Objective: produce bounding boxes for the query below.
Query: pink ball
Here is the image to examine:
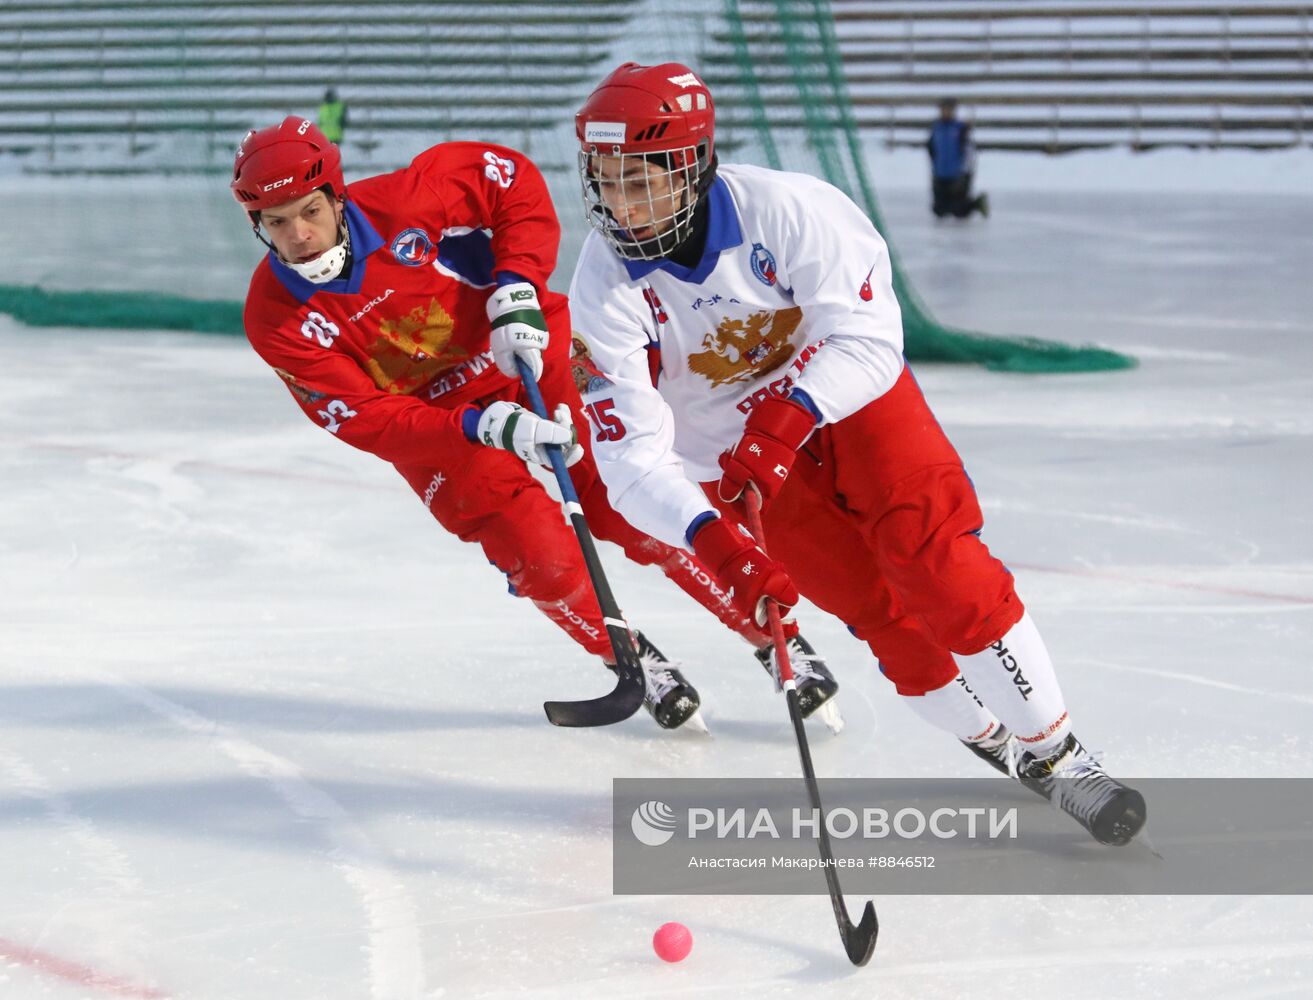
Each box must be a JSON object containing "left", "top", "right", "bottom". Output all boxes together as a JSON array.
[{"left": 653, "top": 921, "right": 693, "bottom": 963}]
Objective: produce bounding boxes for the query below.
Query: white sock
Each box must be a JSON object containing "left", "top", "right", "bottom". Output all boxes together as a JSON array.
[
  {"left": 901, "top": 675, "right": 1002, "bottom": 743},
  {"left": 953, "top": 611, "right": 1071, "bottom": 757}
]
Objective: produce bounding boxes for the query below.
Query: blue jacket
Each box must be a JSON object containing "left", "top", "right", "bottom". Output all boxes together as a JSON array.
[{"left": 928, "top": 119, "right": 971, "bottom": 179}]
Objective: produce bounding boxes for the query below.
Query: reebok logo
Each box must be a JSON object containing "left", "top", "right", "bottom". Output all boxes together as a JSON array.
[
  {"left": 422, "top": 472, "right": 445, "bottom": 509},
  {"left": 991, "top": 640, "right": 1033, "bottom": 701}
]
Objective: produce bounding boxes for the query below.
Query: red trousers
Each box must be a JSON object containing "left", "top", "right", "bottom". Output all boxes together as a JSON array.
[
  {"left": 394, "top": 306, "right": 758, "bottom": 658},
  {"left": 706, "top": 366, "right": 1023, "bottom": 695}
]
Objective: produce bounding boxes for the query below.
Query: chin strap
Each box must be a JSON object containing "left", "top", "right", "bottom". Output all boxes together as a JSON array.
[
  {"left": 285, "top": 222, "right": 352, "bottom": 284},
  {"left": 251, "top": 217, "right": 352, "bottom": 284}
]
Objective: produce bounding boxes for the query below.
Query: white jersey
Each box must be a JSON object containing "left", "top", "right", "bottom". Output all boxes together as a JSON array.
[{"left": 569, "top": 162, "right": 906, "bottom": 550}]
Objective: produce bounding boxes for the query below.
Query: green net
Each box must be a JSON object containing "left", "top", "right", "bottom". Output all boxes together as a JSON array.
[
  {"left": 721, "top": 0, "right": 1135, "bottom": 373},
  {"left": 0, "top": 284, "right": 243, "bottom": 335},
  {"left": 0, "top": 0, "right": 1134, "bottom": 374}
]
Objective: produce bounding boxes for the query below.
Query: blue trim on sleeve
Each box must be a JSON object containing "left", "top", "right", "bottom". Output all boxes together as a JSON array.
[
  {"left": 269, "top": 200, "right": 384, "bottom": 303},
  {"left": 436, "top": 229, "right": 496, "bottom": 288},
  {"left": 620, "top": 178, "right": 742, "bottom": 284},
  {"left": 685, "top": 510, "right": 719, "bottom": 548},
  {"left": 461, "top": 407, "right": 482, "bottom": 442},
  {"left": 787, "top": 387, "right": 823, "bottom": 423},
  {"left": 495, "top": 270, "right": 529, "bottom": 287}
]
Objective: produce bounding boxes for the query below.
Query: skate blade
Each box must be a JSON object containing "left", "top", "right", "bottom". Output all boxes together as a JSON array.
[
  {"left": 681, "top": 710, "right": 711, "bottom": 736},
  {"left": 814, "top": 700, "right": 845, "bottom": 735}
]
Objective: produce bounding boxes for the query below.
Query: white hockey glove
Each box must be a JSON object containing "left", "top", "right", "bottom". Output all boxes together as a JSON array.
[
  {"left": 476, "top": 400, "right": 583, "bottom": 468},
  {"left": 487, "top": 281, "right": 549, "bottom": 381}
]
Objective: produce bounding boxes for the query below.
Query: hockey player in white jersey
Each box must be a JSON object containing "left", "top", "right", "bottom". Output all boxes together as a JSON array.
[{"left": 568, "top": 61, "right": 1146, "bottom": 846}]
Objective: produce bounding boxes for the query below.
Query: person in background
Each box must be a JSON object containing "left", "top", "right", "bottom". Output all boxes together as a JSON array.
[
  {"left": 317, "top": 87, "right": 348, "bottom": 146},
  {"left": 927, "top": 98, "right": 989, "bottom": 219}
]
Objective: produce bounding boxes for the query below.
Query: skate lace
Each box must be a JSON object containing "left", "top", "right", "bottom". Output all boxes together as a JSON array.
[
  {"left": 974, "top": 728, "right": 1022, "bottom": 779},
  {"left": 788, "top": 646, "right": 826, "bottom": 682},
  {"left": 638, "top": 651, "right": 681, "bottom": 702},
  {"left": 762, "top": 639, "right": 825, "bottom": 685},
  {"left": 1000, "top": 736, "right": 1022, "bottom": 780},
  {"left": 1048, "top": 749, "right": 1120, "bottom": 827}
]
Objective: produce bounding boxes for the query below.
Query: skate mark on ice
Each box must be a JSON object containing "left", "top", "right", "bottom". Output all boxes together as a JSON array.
[
  {"left": 0, "top": 936, "right": 169, "bottom": 999},
  {"left": 1010, "top": 562, "right": 1313, "bottom": 607},
  {"left": 0, "top": 747, "right": 147, "bottom": 895},
  {"left": 0, "top": 748, "right": 162, "bottom": 996},
  {"left": 877, "top": 936, "right": 1313, "bottom": 981},
  {"left": 85, "top": 669, "right": 428, "bottom": 1000},
  {"left": 1077, "top": 657, "right": 1313, "bottom": 708},
  {"left": 1, "top": 436, "right": 392, "bottom": 493}
]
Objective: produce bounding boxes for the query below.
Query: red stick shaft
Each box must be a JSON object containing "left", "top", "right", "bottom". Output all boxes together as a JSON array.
[{"left": 742, "top": 488, "right": 795, "bottom": 685}]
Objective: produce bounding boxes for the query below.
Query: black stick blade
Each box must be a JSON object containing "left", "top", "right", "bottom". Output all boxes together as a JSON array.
[
  {"left": 543, "top": 637, "right": 645, "bottom": 727},
  {"left": 843, "top": 901, "right": 879, "bottom": 966}
]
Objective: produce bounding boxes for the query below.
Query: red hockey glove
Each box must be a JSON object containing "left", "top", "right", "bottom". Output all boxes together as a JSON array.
[
  {"left": 691, "top": 516, "right": 799, "bottom": 627},
  {"left": 717, "top": 395, "right": 817, "bottom": 506}
]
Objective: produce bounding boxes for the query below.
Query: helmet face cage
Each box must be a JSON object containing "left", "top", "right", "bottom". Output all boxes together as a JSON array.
[{"left": 579, "top": 139, "right": 709, "bottom": 261}]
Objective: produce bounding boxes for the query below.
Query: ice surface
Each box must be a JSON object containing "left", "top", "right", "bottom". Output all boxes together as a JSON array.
[{"left": 0, "top": 177, "right": 1310, "bottom": 997}]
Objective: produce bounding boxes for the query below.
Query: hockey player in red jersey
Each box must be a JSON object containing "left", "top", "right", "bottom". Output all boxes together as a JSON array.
[
  {"left": 231, "top": 116, "right": 841, "bottom": 731},
  {"left": 569, "top": 63, "right": 1146, "bottom": 843}
]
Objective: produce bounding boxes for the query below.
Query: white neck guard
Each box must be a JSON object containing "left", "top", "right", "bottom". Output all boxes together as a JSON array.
[{"left": 285, "top": 224, "right": 351, "bottom": 284}]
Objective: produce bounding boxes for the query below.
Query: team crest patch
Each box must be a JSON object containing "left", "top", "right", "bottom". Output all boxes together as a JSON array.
[
  {"left": 368, "top": 297, "right": 464, "bottom": 394},
  {"left": 749, "top": 242, "right": 777, "bottom": 287},
  {"left": 687, "top": 307, "right": 801, "bottom": 388},
  {"left": 391, "top": 227, "right": 435, "bottom": 267},
  {"left": 571, "top": 335, "right": 614, "bottom": 394}
]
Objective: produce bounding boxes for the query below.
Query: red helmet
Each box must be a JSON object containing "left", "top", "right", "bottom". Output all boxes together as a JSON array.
[
  {"left": 230, "top": 116, "right": 345, "bottom": 215},
  {"left": 575, "top": 62, "right": 716, "bottom": 260},
  {"left": 575, "top": 61, "right": 715, "bottom": 160}
]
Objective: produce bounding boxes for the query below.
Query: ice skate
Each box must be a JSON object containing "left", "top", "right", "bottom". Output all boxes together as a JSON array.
[
  {"left": 962, "top": 723, "right": 1021, "bottom": 777},
  {"left": 629, "top": 631, "right": 705, "bottom": 732},
  {"left": 1017, "top": 734, "right": 1146, "bottom": 846},
  {"left": 756, "top": 633, "right": 843, "bottom": 733},
  {"left": 961, "top": 723, "right": 1055, "bottom": 801}
]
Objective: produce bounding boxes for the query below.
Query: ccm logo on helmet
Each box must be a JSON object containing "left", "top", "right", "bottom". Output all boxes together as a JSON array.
[
  {"left": 261, "top": 176, "right": 295, "bottom": 192},
  {"left": 667, "top": 73, "right": 701, "bottom": 88},
  {"left": 584, "top": 121, "right": 626, "bottom": 144}
]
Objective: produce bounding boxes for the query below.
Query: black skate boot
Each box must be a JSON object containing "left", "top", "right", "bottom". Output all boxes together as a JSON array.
[
  {"left": 961, "top": 724, "right": 1052, "bottom": 801},
  {"left": 963, "top": 723, "right": 1019, "bottom": 777},
  {"left": 1017, "top": 734, "right": 1147, "bottom": 846},
  {"left": 631, "top": 631, "right": 703, "bottom": 731},
  {"left": 755, "top": 633, "right": 841, "bottom": 726}
]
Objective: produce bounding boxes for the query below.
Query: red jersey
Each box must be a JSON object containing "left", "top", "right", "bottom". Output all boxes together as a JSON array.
[{"left": 242, "top": 142, "right": 568, "bottom": 466}]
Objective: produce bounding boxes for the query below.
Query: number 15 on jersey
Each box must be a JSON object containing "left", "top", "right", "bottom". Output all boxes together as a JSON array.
[{"left": 583, "top": 399, "right": 626, "bottom": 442}]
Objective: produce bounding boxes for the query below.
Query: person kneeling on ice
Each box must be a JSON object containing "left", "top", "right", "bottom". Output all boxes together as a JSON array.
[
  {"left": 568, "top": 62, "right": 1146, "bottom": 845},
  {"left": 230, "top": 117, "right": 843, "bottom": 732}
]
